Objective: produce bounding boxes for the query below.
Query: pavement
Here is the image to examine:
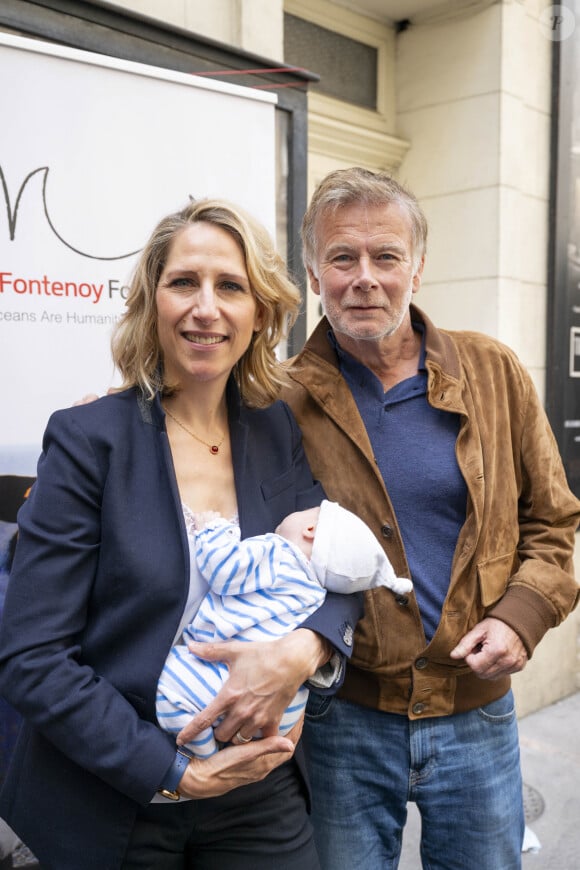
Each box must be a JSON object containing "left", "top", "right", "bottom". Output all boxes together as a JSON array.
[{"left": 399, "top": 691, "right": 580, "bottom": 869}]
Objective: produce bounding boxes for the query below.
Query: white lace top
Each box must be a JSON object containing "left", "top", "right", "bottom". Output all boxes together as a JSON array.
[{"left": 173, "top": 504, "right": 239, "bottom": 644}]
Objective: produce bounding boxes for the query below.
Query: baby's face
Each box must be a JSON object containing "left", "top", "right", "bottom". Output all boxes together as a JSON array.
[{"left": 276, "top": 505, "right": 321, "bottom": 557}]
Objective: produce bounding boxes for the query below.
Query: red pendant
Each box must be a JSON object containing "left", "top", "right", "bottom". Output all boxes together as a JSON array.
[{"left": 210, "top": 445, "right": 219, "bottom": 455}]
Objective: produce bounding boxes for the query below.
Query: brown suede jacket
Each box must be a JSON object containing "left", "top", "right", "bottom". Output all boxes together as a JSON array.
[{"left": 281, "top": 305, "right": 580, "bottom": 718}]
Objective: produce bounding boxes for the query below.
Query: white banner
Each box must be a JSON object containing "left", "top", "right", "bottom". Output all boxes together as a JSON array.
[{"left": 0, "top": 32, "right": 277, "bottom": 476}]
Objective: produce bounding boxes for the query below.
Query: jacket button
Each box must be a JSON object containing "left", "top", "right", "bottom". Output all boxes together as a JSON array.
[
  {"left": 381, "top": 524, "right": 394, "bottom": 538},
  {"left": 415, "top": 657, "right": 428, "bottom": 670},
  {"left": 395, "top": 594, "right": 409, "bottom": 606},
  {"left": 412, "top": 702, "right": 426, "bottom": 715}
]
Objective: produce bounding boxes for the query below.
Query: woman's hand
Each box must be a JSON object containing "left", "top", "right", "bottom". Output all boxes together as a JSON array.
[
  {"left": 176, "top": 629, "right": 331, "bottom": 747},
  {"left": 177, "top": 720, "right": 302, "bottom": 799}
]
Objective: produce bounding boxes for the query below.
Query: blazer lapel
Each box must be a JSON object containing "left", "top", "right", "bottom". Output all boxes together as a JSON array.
[{"left": 226, "top": 378, "right": 250, "bottom": 534}]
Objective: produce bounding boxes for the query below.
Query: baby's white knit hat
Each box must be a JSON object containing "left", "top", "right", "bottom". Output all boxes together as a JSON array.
[{"left": 310, "top": 500, "right": 412, "bottom": 595}]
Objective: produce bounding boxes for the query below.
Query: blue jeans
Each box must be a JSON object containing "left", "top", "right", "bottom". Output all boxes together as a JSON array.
[{"left": 303, "top": 691, "right": 524, "bottom": 870}]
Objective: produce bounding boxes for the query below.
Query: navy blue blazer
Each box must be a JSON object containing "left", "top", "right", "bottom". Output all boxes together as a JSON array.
[{"left": 0, "top": 380, "right": 361, "bottom": 869}]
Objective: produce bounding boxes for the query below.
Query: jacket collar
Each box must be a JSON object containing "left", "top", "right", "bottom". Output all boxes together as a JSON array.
[
  {"left": 291, "top": 304, "right": 465, "bottom": 415},
  {"left": 296, "top": 305, "right": 460, "bottom": 373}
]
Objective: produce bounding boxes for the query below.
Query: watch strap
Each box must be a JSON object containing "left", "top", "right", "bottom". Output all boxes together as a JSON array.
[{"left": 157, "top": 749, "right": 190, "bottom": 800}]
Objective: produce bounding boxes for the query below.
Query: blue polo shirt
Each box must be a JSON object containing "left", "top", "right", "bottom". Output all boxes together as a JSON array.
[{"left": 330, "top": 327, "right": 467, "bottom": 642}]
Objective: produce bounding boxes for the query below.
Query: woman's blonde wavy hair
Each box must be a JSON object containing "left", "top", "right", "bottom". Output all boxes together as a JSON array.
[{"left": 111, "top": 199, "right": 301, "bottom": 407}]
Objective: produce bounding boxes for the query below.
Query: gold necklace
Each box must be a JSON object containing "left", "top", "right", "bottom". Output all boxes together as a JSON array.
[{"left": 163, "top": 406, "right": 225, "bottom": 455}]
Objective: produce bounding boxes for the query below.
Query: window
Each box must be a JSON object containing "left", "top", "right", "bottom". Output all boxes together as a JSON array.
[{"left": 285, "top": 13, "right": 377, "bottom": 111}]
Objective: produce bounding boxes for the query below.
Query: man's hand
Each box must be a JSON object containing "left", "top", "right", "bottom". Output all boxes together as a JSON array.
[
  {"left": 449, "top": 617, "right": 528, "bottom": 680},
  {"left": 73, "top": 388, "right": 116, "bottom": 406},
  {"left": 177, "top": 629, "right": 330, "bottom": 747},
  {"left": 73, "top": 394, "right": 101, "bottom": 406}
]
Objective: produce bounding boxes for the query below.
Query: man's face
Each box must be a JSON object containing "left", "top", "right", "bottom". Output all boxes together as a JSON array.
[{"left": 307, "top": 201, "right": 424, "bottom": 349}]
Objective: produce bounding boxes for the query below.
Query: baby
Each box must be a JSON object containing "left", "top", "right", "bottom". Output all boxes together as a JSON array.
[{"left": 156, "top": 500, "right": 412, "bottom": 757}]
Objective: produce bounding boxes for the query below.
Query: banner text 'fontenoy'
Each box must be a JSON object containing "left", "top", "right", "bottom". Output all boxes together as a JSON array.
[{"left": 0, "top": 273, "right": 130, "bottom": 305}]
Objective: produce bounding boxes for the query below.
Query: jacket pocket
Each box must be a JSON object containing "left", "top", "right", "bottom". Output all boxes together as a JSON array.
[
  {"left": 476, "top": 551, "right": 516, "bottom": 608},
  {"left": 260, "top": 468, "right": 295, "bottom": 502}
]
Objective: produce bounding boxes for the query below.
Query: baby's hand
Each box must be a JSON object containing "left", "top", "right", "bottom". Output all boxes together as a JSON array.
[{"left": 194, "top": 510, "right": 222, "bottom": 530}]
